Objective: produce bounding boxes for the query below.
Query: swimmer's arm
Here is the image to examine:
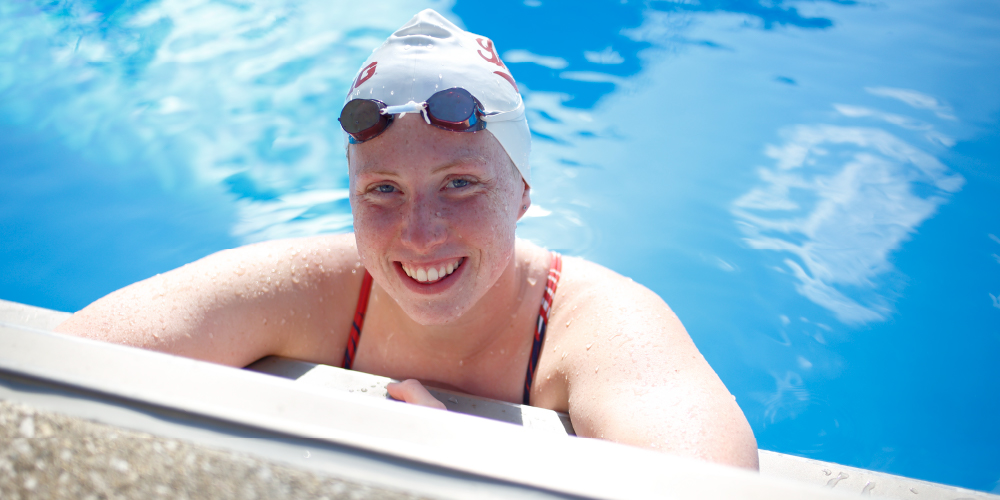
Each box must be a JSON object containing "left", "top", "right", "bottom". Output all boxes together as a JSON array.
[
  {"left": 554, "top": 261, "right": 759, "bottom": 470},
  {"left": 53, "top": 234, "right": 362, "bottom": 367}
]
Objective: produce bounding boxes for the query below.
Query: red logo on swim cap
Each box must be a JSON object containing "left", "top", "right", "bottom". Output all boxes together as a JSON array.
[
  {"left": 476, "top": 38, "right": 507, "bottom": 70},
  {"left": 494, "top": 71, "right": 518, "bottom": 92},
  {"left": 476, "top": 38, "right": 517, "bottom": 92},
  {"left": 349, "top": 62, "right": 378, "bottom": 95}
]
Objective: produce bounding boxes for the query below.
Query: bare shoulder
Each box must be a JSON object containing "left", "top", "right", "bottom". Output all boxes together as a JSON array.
[
  {"left": 535, "top": 256, "right": 759, "bottom": 469},
  {"left": 546, "top": 256, "right": 682, "bottom": 357},
  {"left": 538, "top": 256, "right": 690, "bottom": 399},
  {"left": 55, "top": 233, "right": 366, "bottom": 367}
]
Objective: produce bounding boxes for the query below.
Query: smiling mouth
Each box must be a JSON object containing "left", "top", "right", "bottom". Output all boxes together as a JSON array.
[{"left": 400, "top": 257, "right": 465, "bottom": 284}]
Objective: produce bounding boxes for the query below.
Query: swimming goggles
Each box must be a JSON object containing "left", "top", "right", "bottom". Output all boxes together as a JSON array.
[{"left": 339, "top": 87, "right": 523, "bottom": 144}]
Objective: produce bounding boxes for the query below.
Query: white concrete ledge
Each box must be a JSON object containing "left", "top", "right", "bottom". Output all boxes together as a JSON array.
[{"left": 246, "top": 356, "right": 576, "bottom": 435}]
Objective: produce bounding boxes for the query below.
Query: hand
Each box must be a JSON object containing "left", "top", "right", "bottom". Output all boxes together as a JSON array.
[{"left": 386, "top": 379, "right": 447, "bottom": 410}]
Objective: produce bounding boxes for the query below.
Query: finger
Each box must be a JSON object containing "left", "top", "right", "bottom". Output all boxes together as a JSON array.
[{"left": 387, "top": 379, "right": 447, "bottom": 410}]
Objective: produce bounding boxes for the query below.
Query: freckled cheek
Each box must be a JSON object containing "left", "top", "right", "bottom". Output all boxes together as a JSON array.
[
  {"left": 451, "top": 199, "right": 509, "bottom": 239},
  {"left": 352, "top": 205, "right": 400, "bottom": 261},
  {"left": 452, "top": 201, "right": 516, "bottom": 275}
]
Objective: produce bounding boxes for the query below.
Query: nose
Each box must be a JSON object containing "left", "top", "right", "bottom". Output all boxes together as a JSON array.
[{"left": 399, "top": 192, "right": 447, "bottom": 252}]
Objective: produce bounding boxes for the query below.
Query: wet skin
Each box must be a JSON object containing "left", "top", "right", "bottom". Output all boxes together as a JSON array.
[{"left": 55, "top": 115, "right": 759, "bottom": 469}]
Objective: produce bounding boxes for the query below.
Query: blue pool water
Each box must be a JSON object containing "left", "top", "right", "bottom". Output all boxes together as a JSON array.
[{"left": 2, "top": 0, "right": 999, "bottom": 491}]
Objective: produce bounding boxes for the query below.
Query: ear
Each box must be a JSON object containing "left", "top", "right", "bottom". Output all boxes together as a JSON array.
[{"left": 517, "top": 179, "right": 531, "bottom": 221}]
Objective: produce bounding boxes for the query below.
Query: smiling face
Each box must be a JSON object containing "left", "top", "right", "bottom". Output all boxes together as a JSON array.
[{"left": 349, "top": 114, "right": 530, "bottom": 325}]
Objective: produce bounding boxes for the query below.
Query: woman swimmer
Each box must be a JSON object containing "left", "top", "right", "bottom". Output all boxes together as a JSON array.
[{"left": 54, "top": 9, "right": 759, "bottom": 469}]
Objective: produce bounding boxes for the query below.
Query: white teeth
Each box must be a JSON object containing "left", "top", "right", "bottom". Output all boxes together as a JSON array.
[{"left": 402, "top": 258, "right": 462, "bottom": 283}]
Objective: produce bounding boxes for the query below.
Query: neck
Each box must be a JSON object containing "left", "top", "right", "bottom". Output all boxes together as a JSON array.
[{"left": 378, "top": 243, "right": 541, "bottom": 362}]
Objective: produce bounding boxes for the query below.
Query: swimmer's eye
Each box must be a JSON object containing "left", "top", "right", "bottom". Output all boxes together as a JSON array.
[{"left": 448, "top": 179, "right": 470, "bottom": 189}]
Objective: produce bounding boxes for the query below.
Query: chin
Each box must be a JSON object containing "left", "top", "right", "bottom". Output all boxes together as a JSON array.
[{"left": 401, "top": 304, "right": 471, "bottom": 326}]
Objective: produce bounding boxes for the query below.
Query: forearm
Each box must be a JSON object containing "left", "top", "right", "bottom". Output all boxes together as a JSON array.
[
  {"left": 53, "top": 276, "right": 257, "bottom": 365},
  {"left": 568, "top": 383, "right": 759, "bottom": 470},
  {"left": 52, "top": 252, "right": 289, "bottom": 366}
]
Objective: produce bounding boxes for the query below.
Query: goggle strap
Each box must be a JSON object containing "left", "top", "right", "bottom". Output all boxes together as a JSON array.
[
  {"left": 382, "top": 101, "right": 426, "bottom": 115},
  {"left": 482, "top": 98, "right": 525, "bottom": 123}
]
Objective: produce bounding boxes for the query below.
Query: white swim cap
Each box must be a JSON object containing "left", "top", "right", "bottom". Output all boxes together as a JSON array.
[{"left": 345, "top": 9, "right": 531, "bottom": 185}]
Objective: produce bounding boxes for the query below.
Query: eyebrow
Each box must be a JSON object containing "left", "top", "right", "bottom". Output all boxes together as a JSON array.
[
  {"left": 358, "top": 156, "right": 489, "bottom": 178},
  {"left": 432, "top": 156, "right": 488, "bottom": 174}
]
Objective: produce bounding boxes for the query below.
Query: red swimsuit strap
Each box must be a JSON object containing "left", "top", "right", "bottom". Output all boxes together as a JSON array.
[
  {"left": 523, "top": 251, "right": 563, "bottom": 405},
  {"left": 342, "top": 270, "right": 373, "bottom": 370}
]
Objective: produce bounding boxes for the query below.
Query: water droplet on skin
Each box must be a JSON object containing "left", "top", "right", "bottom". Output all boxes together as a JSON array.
[
  {"left": 822, "top": 469, "right": 832, "bottom": 476},
  {"left": 448, "top": 396, "right": 459, "bottom": 404},
  {"left": 909, "top": 487, "right": 918, "bottom": 494},
  {"left": 565, "top": 319, "right": 572, "bottom": 327},
  {"left": 561, "top": 352, "right": 567, "bottom": 359},
  {"left": 586, "top": 343, "right": 593, "bottom": 350},
  {"left": 352, "top": 269, "right": 356, "bottom": 274},
  {"left": 595, "top": 366, "right": 599, "bottom": 373}
]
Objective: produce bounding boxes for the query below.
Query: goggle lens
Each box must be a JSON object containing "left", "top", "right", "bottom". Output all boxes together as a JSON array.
[
  {"left": 341, "top": 88, "right": 485, "bottom": 143},
  {"left": 426, "top": 88, "right": 477, "bottom": 125},
  {"left": 339, "top": 99, "right": 390, "bottom": 142}
]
